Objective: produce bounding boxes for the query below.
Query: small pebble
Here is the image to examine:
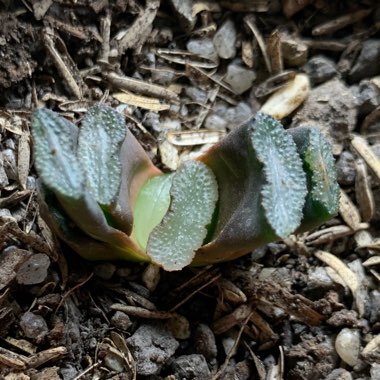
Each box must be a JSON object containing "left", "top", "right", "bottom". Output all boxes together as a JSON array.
[
  {"left": 111, "top": 311, "right": 133, "bottom": 331},
  {"left": 185, "top": 86, "right": 208, "bottom": 103},
  {"left": 16, "top": 253, "right": 50, "bottom": 285},
  {"left": 281, "top": 35, "right": 308, "bottom": 67},
  {"left": 335, "top": 328, "right": 361, "bottom": 367},
  {"left": 187, "top": 38, "right": 218, "bottom": 61},
  {"left": 193, "top": 323, "right": 217, "bottom": 360},
  {"left": 335, "top": 151, "right": 356, "bottom": 186},
  {"left": 171, "top": 354, "right": 211, "bottom": 379},
  {"left": 349, "top": 39, "right": 380, "bottom": 82},
  {"left": 260, "top": 74, "right": 310, "bottom": 119},
  {"left": 168, "top": 0, "right": 195, "bottom": 31},
  {"left": 166, "top": 315, "right": 191, "bottom": 340},
  {"left": 323, "top": 368, "right": 353, "bottom": 380},
  {"left": 2, "top": 148, "right": 17, "bottom": 180},
  {"left": 159, "top": 139, "right": 179, "bottom": 170},
  {"left": 127, "top": 323, "right": 179, "bottom": 376},
  {"left": 20, "top": 311, "right": 49, "bottom": 342},
  {"left": 303, "top": 55, "right": 338, "bottom": 85},
  {"left": 351, "top": 79, "right": 380, "bottom": 116},
  {"left": 213, "top": 19, "right": 237, "bottom": 59},
  {"left": 94, "top": 263, "right": 116, "bottom": 280},
  {"left": 204, "top": 113, "right": 228, "bottom": 130},
  {"left": 224, "top": 62, "right": 257, "bottom": 94}
]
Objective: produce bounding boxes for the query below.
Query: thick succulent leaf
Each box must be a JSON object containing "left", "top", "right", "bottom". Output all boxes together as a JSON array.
[
  {"left": 78, "top": 105, "right": 126, "bottom": 206},
  {"left": 289, "top": 126, "right": 340, "bottom": 230},
  {"left": 111, "top": 126, "right": 162, "bottom": 235},
  {"left": 193, "top": 113, "right": 307, "bottom": 265},
  {"left": 147, "top": 160, "right": 218, "bottom": 271},
  {"left": 38, "top": 182, "right": 149, "bottom": 262},
  {"left": 249, "top": 113, "right": 307, "bottom": 237},
  {"left": 32, "top": 108, "right": 83, "bottom": 199},
  {"left": 132, "top": 173, "right": 173, "bottom": 250}
]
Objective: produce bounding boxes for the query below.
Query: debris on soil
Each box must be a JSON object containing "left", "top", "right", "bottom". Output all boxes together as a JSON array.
[{"left": 1, "top": 0, "right": 380, "bottom": 379}]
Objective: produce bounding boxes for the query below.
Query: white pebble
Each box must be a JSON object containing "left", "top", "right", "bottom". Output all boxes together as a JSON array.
[
  {"left": 335, "top": 328, "right": 361, "bottom": 367},
  {"left": 224, "top": 62, "right": 256, "bottom": 95},
  {"left": 187, "top": 38, "right": 218, "bottom": 61},
  {"left": 213, "top": 19, "right": 237, "bottom": 59},
  {"left": 260, "top": 73, "right": 310, "bottom": 119}
]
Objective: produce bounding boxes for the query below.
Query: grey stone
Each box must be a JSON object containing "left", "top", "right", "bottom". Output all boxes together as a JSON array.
[
  {"left": 171, "top": 354, "right": 211, "bottom": 379},
  {"left": 168, "top": 0, "right": 195, "bottom": 32},
  {"left": 335, "top": 151, "right": 356, "bottom": 186},
  {"left": 349, "top": 40, "right": 380, "bottom": 82},
  {"left": 322, "top": 368, "right": 353, "bottom": 380},
  {"left": 204, "top": 113, "right": 228, "bottom": 130},
  {"left": 111, "top": 311, "right": 132, "bottom": 331},
  {"left": 224, "top": 62, "right": 256, "bottom": 94},
  {"left": 94, "top": 262, "right": 116, "bottom": 280},
  {"left": 187, "top": 38, "right": 218, "bottom": 61},
  {"left": 126, "top": 323, "right": 179, "bottom": 376},
  {"left": 351, "top": 79, "right": 380, "bottom": 116},
  {"left": 303, "top": 55, "right": 337, "bottom": 85},
  {"left": 213, "top": 19, "right": 237, "bottom": 59},
  {"left": 292, "top": 78, "right": 357, "bottom": 142},
  {"left": 16, "top": 253, "right": 50, "bottom": 285},
  {"left": 194, "top": 323, "right": 217, "bottom": 360},
  {"left": 20, "top": 311, "right": 48, "bottom": 342}
]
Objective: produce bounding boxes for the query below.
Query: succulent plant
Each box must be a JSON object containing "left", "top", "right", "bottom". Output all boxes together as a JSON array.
[{"left": 32, "top": 105, "right": 339, "bottom": 271}]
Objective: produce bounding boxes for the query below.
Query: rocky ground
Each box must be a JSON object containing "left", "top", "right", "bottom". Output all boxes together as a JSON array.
[{"left": 1, "top": 0, "right": 380, "bottom": 379}]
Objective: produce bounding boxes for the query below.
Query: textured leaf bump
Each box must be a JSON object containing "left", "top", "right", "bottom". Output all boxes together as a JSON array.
[
  {"left": 289, "top": 126, "right": 340, "bottom": 229},
  {"left": 249, "top": 113, "right": 307, "bottom": 237},
  {"left": 78, "top": 105, "right": 126, "bottom": 205},
  {"left": 32, "top": 108, "right": 83, "bottom": 199},
  {"left": 147, "top": 160, "right": 218, "bottom": 271}
]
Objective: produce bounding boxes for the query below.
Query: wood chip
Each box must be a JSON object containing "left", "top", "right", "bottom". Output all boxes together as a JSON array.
[
  {"left": 362, "top": 256, "right": 380, "bottom": 267},
  {"left": 312, "top": 8, "right": 372, "bottom": 36},
  {"left": 339, "top": 189, "right": 362, "bottom": 231},
  {"left": 104, "top": 71, "right": 179, "bottom": 102},
  {"left": 110, "top": 304, "right": 177, "bottom": 319},
  {"left": 17, "top": 133, "right": 30, "bottom": 190},
  {"left": 26, "top": 347, "right": 67, "bottom": 368},
  {"left": 305, "top": 225, "right": 354, "bottom": 245},
  {"left": 314, "top": 250, "right": 365, "bottom": 316},
  {"left": 355, "top": 158, "right": 375, "bottom": 222},
  {"left": 166, "top": 130, "right": 226, "bottom": 146},
  {"left": 362, "top": 334, "right": 380, "bottom": 357},
  {"left": 116, "top": 0, "right": 160, "bottom": 54},
  {"left": 0, "top": 347, "right": 27, "bottom": 370},
  {"left": 212, "top": 304, "right": 252, "bottom": 334},
  {"left": 112, "top": 91, "right": 170, "bottom": 112},
  {"left": 351, "top": 134, "right": 380, "bottom": 182}
]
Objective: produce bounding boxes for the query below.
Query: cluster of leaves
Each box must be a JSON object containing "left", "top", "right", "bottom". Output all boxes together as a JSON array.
[{"left": 32, "top": 105, "right": 339, "bottom": 271}]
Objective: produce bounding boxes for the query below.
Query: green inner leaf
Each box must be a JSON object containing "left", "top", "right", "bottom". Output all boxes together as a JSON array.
[
  {"left": 132, "top": 173, "right": 173, "bottom": 250},
  {"left": 78, "top": 105, "right": 126, "bottom": 206},
  {"left": 289, "top": 126, "right": 340, "bottom": 230},
  {"left": 147, "top": 160, "right": 218, "bottom": 271},
  {"left": 249, "top": 113, "right": 307, "bottom": 237}
]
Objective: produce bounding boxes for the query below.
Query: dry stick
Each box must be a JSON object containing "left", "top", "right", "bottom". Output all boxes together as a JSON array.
[
  {"left": 170, "top": 273, "right": 221, "bottom": 312},
  {"left": 244, "top": 15, "right": 272, "bottom": 73},
  {"left": 42, "top": 28, "right": 82, "bottom": 99},
  {"left": 104, "top": 71, "right": 179, "bottom": 102},
  {"left": 54, "top": 272, "right": 94, "bottom": 314},
  {"left": 211, "top": 310, "right": 253, "bottom": 380},
  {"left": 73, "top": 361, "right": 102, "bottom": 380}
]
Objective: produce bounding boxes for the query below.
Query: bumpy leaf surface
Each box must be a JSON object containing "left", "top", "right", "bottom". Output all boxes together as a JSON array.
[
  {"left": 249, "top": 113, "right": 307, "bottom": 237},
  {"left": 289, "top": 126, "right": 340, "bottom": 230},
  {"left": 32, "top": 109, "right": 83, "bottom": 199},
  {"left": 147, "top": 160, "right": 218, "bottom": 271},
  {"left": 78, "top": 105, "right": 126, "bottom": 206}
]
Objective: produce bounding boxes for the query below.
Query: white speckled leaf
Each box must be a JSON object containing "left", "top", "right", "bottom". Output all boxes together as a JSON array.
[
  {"left": 147, "top": 160, "right": 218, "bottom": 271},
  {"left": 249, "top": 113, "right": 307, "bottom": 237},
  {"left": 78, "top": 105, "right": 126, "bottom": 206},
  {"left": 289, "top": 126, "right": 340, "bottom": 229},
  {"left": 32, "top": 108, "right": 83, "bottom": 199}
]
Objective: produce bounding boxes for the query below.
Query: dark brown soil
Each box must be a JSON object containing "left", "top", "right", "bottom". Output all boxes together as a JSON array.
[{"left": 1, "top": 1, "right": 380, "bottom": 379}]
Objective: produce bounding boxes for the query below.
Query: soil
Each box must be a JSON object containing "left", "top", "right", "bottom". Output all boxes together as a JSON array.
[{"left": 1, "top": 1, "right": 380, "bottom": 379}]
